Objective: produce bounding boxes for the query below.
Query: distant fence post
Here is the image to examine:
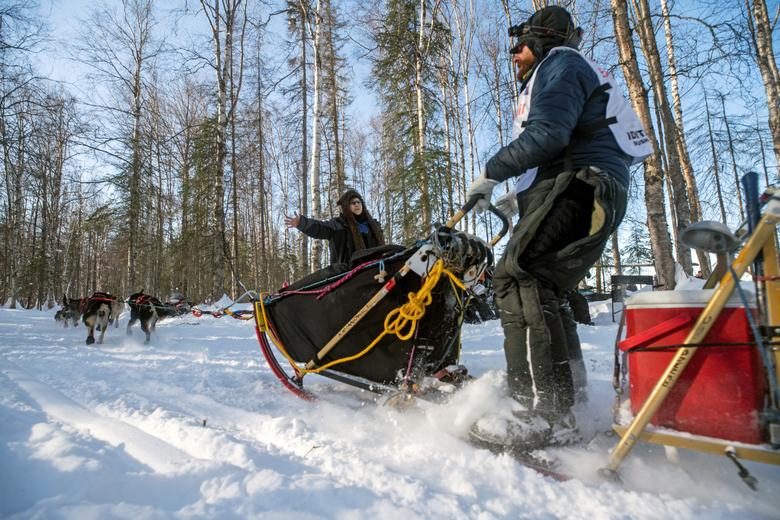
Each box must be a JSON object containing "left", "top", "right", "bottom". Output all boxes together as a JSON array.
[{"left": 610, "top": 274, "right": 656, "bottom": 322}]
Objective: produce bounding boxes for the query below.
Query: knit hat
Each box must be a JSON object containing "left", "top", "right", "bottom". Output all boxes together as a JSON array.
[{"left": 510, "top": 6, "right": 582, "bottom": 59}]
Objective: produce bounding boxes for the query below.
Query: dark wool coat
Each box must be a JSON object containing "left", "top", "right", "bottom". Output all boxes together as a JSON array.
[{"left": 296, "top": 190, "right": 384, "bottom": 265}]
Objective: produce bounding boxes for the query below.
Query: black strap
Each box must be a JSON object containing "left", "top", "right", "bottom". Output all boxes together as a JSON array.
[
  {"left": 577, "top": 116, "right": 617, "bottom": 135},
  {"left": 575, "top": 83, "right": 616, "bottom": 137},
  {"left": 588, "top": 82, "right": 611, "bottom": 101}
]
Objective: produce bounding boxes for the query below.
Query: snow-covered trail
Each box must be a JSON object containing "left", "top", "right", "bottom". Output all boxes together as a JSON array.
[{"left": 1, "top": 304, "right": 778, "bottom": 519}]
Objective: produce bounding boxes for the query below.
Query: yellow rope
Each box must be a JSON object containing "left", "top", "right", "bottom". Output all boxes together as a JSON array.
[{"left": 257, "top": 260, "right": 465, "bottom": 377}]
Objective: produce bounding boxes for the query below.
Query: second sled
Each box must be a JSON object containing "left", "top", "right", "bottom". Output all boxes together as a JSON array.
[{"left": 254, "top": 196, "right": 508, "bottom": 401}]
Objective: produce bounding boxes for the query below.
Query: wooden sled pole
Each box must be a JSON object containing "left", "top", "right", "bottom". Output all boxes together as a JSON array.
[{"left": 304, "top": 264, "right": 412, "bottom": 371}]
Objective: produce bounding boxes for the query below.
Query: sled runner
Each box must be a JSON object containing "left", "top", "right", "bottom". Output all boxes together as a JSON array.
[
  {"left": 468, "top": 433, "right": 573, "bottom": 481},
  {"left": 254, "top": 197, "right": 508, "bottom": 400},
  {"left": 604, "top": 176, "right": 780, "bottom": 490}
]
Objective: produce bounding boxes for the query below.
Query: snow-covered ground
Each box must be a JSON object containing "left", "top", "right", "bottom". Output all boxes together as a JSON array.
[{"left": 1, "top": 300, "right": 778, "bottom": 519}]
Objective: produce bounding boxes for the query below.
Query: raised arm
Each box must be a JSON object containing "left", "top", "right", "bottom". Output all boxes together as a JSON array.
[{"left": 289, "top": 214, "right": 343, "bottom": 240}]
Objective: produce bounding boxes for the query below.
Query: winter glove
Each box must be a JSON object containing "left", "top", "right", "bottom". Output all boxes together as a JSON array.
[
  {"left": 466, "top": 171, "right": 499, "bottom": 212},
  {"left": 494, "top": 190, "right": 519, "bottom": 218}
]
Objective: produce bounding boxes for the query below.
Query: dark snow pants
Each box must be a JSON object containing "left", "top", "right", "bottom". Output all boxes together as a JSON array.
[{"left": 494, "top": 167, "right": 626, "bottom": 418}]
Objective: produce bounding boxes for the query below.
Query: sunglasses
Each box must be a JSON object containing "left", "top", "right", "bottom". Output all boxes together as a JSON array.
[{"left": 350, "top": 200, "right": 363, "bottom": 206}]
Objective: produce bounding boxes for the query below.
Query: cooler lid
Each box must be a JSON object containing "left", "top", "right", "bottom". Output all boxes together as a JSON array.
[{"left": 625, "top": 289, "right": 755, "bottom": 309}]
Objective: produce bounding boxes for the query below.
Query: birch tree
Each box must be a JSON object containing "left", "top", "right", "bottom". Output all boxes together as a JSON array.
[
  {"left": 302, "top": 0, "right": 323, "bottom": 270},
  {"left": 746, "top": 0, "right": 780, "bottom": 168},
  {"left": 631, "top": 0, "right": 693, "bottom": 276},
  {"left": 287, "top": 0, "right": 310, "bottom": 274},
  {"left": 74, "top": 0, "right": 160, "bottom": 293},
  {"left": 660, "top": 0, "right": 710, "bottom": 276},
  {"left": 199, "top": 0, "right": 246, "bottom": 298},
  {"left": 611, "top": 0, "right": 676, "bottom": 289},
  {"left": 703, "top": 90, "right": 729, "bottom": 225}
]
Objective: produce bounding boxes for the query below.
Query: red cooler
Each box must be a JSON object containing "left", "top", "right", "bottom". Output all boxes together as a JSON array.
[{"left": 620, "top": 290, "right": 766, "bottom": 444}]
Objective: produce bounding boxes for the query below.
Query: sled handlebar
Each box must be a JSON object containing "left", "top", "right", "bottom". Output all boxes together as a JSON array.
[
  {"left": 444, "top": 195, "right": 511, "bottom": 247},
  {"left": 487, "top": 203, "right": 510, "bottom": 247}
]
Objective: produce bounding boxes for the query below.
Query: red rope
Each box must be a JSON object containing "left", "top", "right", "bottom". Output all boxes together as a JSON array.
[{"left": 279, "top": 259, "right": 380, "bottom": 300}]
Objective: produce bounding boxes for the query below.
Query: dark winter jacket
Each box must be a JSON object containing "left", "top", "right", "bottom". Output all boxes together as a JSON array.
[
  {"left": 485, "top": 49, "right": 632, "bottom": 190},
  {"left": 297, "top": 213, "right": 383, "bottom": 265}
]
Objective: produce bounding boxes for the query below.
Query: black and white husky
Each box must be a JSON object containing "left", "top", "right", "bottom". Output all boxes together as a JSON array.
[
  {"left": 55, "top": 295, "right": 83, "bottom": 328},
  {"left": 83, "top": 292, "right": 120, "bottom": 345},
  {"left": 127, "top": 291, "right": 176, "bottom": 344}
]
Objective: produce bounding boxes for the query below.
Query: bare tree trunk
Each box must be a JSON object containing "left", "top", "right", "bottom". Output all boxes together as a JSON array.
[
  {"left": 756, "top": 119, "right": 771, "bottom": 187},
  {"left": 653, "top": 101, "right": 680, "bottom": 262},
  {"left": 28, "top": 198, "right": 39, "bottom": 307},
  {"left": 0, "top": 91, "right": 18, "bottom": 308},
  {"left": 612, "top": 0, "right": 676, "bottom": 289},
  {"left": 323, "top": 0, "right": 344, "bottom": 195},
  {"left": 127, "top": 50, "right": 143, "bottom": 291},
  {"left": 192, "top": 2, "right": 235, "bottom": 296},
  {"left": 704, "top": 92, "right": 728, "bottom": 225},
  {"left": 50, "top": 100, "right": 69, "bottom": 306},
  {"left": 747, "top": 0, "right": 780, "bottom": 168},
  {"left": 305, "top": 0, "right": 323, "bottom": 270},
  {"left": 489, "top": 37, "right": 505, "bottom": 149},
  {"left": 230, "top": 2, "right": 247, "bottom": 297},
  {"left": 660, "top": 0, "right": 710, "bottom": 276},
  {"left": 612, "top": 232, "right": 622, "bottom": 275},
  {"left": 454, "top": 1, "right": 477, "bottom": 228},
  {"left": 230, "top": 96, "right": 239, "bottom": 297},
  {"left": 415, "top": 0, "right": 431, "bottom": 230},
  {"left": 499, "top": 0, "right": 518, "bottom": 102},
  {"left": 438, "top": 64, "right": 454, "bottom": 214},
  {"left": 447, "top": 34, "right": 468, "bottom": 232},
  {"left": 595, "top": 262, "right": 603, "bottom": 294},
  {"left": 200, "top": 0, "right": 246, "bottom": 298},
  {"left": 120, "top": 0, "right": 155, "bottom": 293},
  {"left": 255, "top": 41, "right": 269, "bottom": 290},
  {"left": 720, "top": 93, "right": 745, "bottom": 221},
  {"left": 213, "top": 7, "right": 228, "bottom": 299},
  {"left": 299, "top": 1, "right": 310, "bottom": 275},
  {"left": 154, "top": 134, "right": 164, "bottom": 296},
  {"left": 9, "top": 110, "right": 25, "bottom": 307},
  {"left": 632, "top": 0, "right": 692, "bottom": 275}
]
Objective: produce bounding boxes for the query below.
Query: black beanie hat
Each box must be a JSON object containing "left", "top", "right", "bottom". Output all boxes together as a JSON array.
[{"left": 517, "top": 6, "right": 581, "bottom": 59}]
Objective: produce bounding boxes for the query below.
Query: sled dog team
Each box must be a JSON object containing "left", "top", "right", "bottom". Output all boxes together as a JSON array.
[{"left": 55, "top": 291, "right": 190, "bottom": 345}]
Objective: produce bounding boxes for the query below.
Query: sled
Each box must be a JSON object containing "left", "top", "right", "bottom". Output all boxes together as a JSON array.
[
  {"left": 604, "top": 178, "right": 780, "bottom": 490},
  {"left": 254, "top": 196, "right": 508, "bottom": 401}
]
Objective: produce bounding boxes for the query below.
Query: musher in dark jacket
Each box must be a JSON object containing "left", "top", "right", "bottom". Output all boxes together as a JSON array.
[
  {"left": 285, "top": 189, "right": 385, "bottom": 266},
  {"left": 468, "top": 6, "right": 651, "bottom": 448}
]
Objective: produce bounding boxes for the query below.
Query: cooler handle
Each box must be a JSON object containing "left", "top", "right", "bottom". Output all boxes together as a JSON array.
[{"left": 618, "top": 315, "right": 693, "bottom": 352}]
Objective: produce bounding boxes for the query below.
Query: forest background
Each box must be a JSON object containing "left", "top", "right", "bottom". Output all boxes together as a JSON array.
[{"left": 1, "top": 0, "right": 778, "bottom": 307}]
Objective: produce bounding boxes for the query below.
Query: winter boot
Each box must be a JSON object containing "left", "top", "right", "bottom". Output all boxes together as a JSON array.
[
  {"left": 547, "top": 411, "right": 582, "bottom": 447},
  {"left": 470, "top": 410, "right": 552, "bottom": 450}
]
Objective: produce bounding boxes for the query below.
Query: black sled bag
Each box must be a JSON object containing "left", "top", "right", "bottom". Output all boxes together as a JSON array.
[{"left": 264, "top": 245, "right": 463, "bottom": 384}]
